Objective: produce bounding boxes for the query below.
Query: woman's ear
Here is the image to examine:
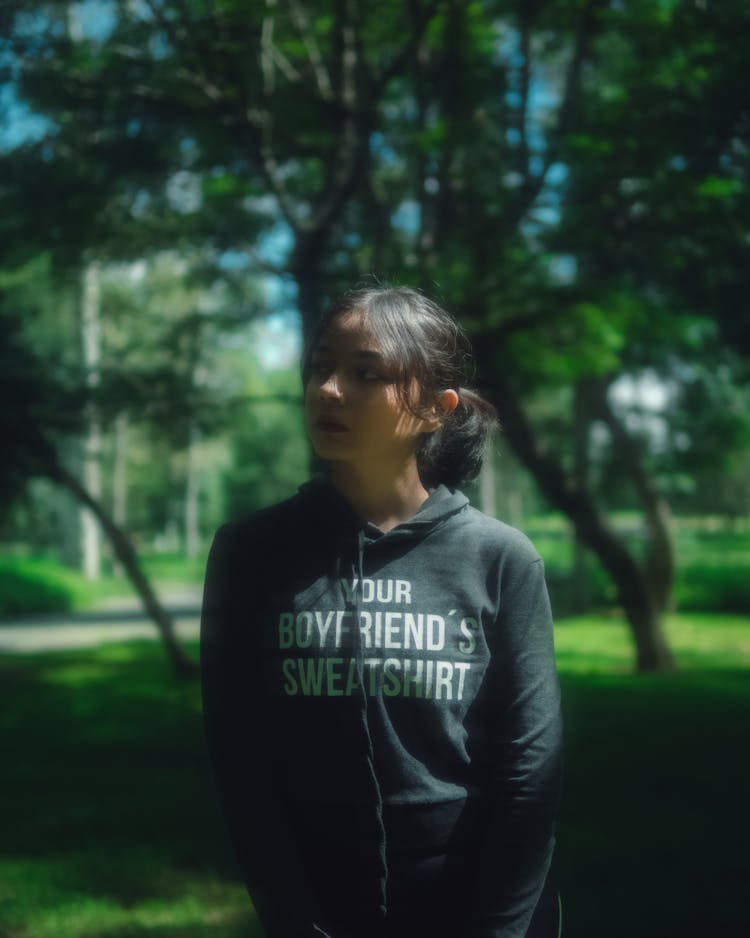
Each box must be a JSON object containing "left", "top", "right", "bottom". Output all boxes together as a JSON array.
[
  {"left": 438, "top": 389, "right": 459, "bottom": 416},
  {"left": 422, "top": 389, "right": 459, "bottom": 432}
]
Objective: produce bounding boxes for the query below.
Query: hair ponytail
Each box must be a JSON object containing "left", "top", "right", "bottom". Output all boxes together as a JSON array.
[{"left": 417, "top": 387, "right": 497, "bottom": 488}]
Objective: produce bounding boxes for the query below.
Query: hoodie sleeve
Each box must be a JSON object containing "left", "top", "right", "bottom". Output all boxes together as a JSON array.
[
  {"left": 200, "top": 524, "right": 332, "bottom": 938},
  {"left": 466, "top": 555, "right": 563, "bottom": 938}
]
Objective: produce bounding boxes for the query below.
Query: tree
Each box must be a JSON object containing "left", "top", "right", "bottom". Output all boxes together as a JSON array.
[
  {"left": 0, "top": 290, "right": 197, "bottom": 675},
  {"left": 4, "top": 0, "right": 749, "bottom": 671},
  {"left": 344, "top": 0, "right": 683, "bottom": 669}
]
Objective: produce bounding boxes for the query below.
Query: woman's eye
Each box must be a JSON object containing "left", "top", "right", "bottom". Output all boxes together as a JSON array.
[
  {"left": 355, "top": 368, "right": 385, "bottom": 382},
  {"left": 310, "top": 361, "right": 332, "bottom": 378}
]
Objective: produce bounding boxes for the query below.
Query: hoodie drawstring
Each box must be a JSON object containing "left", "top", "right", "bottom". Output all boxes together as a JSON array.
[{"left": 349, "top": 529, "right": 388, "bottom": 918}]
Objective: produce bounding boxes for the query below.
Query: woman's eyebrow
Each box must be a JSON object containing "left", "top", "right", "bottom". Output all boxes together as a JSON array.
[{"left": 314, "top": 345, "right": 385, "bottom": 360}]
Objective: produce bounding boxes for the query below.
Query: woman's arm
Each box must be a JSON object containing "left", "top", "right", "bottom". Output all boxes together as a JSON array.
[
  {"left": 467, "top": 556, "right": 564, "bottom": 938},
  {"left": 201, "top": 524, "right": 331, "bottom": 938}
]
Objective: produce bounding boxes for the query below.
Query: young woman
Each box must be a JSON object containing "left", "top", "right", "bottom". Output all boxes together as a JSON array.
[{"left": 201, "top": 286, "right": 563, "bottom": 938}]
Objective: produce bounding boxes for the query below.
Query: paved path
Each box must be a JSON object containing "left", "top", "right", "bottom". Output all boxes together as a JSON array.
[{"left": 0, "top": 585, "right": 203, "bottom": 653}]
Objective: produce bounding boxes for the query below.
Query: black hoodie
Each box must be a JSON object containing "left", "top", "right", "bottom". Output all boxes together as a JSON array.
[{"left": 201, "top": 478, "right": 563, "bottom": 938}]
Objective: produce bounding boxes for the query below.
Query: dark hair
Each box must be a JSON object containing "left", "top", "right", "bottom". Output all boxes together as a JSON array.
[{"left": 302, "top": 286, "right": 497, "bottom": 488}]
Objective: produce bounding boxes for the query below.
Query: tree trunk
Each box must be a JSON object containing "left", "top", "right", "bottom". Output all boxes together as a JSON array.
[
  {"left": 492, "top": 375, "right": 675, "bottom": 672},
  {"left": 291, "top": 233, "right": 333, "bottom": 477},
  {"left": 112, "top": 412, "right": 129, "bottom": 528},
  {"left": 184, "top": 421, "right": 201, "bottom": 560},
  {"left": 645, "top": 497, "right": 675, "bottom": 613},
  {"left": 291, "top": 236, "right": 329, "bottom": 339},
  {"left": 592, "top": 379, "right": 676, "bottom": 613},
  {"left": 80, "top": 259, "right": 102, "bottom": 580},
  {"left": 56, "top": 437, "right": 83, "bottom": 568},
  {"left": 46, "top": 451, "right": 197, "bottom": 678},
  {"left": 571, "top": 380, "right": 592, "bottom": 613}
]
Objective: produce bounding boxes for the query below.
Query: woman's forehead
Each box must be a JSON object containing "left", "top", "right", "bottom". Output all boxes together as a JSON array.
[{"left": 316, "top": 311, "right": 385, "bottom": 355}]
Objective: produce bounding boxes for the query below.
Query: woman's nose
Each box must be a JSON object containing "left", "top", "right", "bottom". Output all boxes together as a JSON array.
[{"left": 320, "top": 372, "right": 343, "bottom": 400}]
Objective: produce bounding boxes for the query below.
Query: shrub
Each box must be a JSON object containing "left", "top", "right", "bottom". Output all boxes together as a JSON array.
[
  {"left": 0, "top": 558, "right": 85, "bottom": 618},
  {"left": 674, "top": 564, "right": 750, "bottom": 613}
]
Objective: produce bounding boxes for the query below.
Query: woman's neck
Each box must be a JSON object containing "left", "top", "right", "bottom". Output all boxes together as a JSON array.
[{"left": 330, "top": 458, "right": 429, "bottom": 533}]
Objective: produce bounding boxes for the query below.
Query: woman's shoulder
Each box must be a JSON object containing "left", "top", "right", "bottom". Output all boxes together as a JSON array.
[
  {"left": 212, "top": 492, "right": 310, "bottom": 545},
  {"left": 457, "top": 502, "right": 542, "bottom": 564},
  {"left": 209, "top": 478, "right": 344, "bottom": 557}
]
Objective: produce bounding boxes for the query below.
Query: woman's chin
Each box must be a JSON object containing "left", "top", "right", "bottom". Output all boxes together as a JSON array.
[{"left": 309, "top": 436, "right": 353, "bottom": 460}]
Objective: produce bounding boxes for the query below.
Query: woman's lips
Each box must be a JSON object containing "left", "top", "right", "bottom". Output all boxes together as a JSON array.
[{"left": 315, "top": 417, "right": 349, "bottom": 433}]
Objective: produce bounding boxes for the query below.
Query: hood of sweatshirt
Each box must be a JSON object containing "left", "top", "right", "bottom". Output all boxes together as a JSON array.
[{"left": 295, "top": 473, "right": 470, "bottom": 535}]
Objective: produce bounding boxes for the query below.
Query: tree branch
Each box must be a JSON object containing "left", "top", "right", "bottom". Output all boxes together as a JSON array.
[
  {"left": 373, "top": 0, "right": 443, "bottom": 94},
  {"left": 300, "top": 0, "right": 443, "bottom": 238},
  {"left": 518, "top": 8, "right": 532, "bottom": 182},
  {"left": 296, "top": 0, "right": 362, "bottom": 234},
  {"left": 261, "top": 0, "right": 276, "bottom": 94},
  {"left": 285, "top": 0, "right": 334, "bottom": 101},
  {"left": 507, "top": 0, "right": 605, "bottom": 227},
  {"left": 22, "top": 426, "right": 198, "bottom": 677},
  {"left": 255, "top": 0, "right": 307, "bottom": 231},
  {"left": 485, "top": 372, "right": 675, "bottom": 671}
]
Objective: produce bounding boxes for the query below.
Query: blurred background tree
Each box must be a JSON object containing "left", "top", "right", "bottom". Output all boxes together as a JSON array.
[{"left": 1, "top": 0, "right": 748, "bottom": 673}]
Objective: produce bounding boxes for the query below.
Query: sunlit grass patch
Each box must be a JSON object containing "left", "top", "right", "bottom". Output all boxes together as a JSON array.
[
  {"left": 554, "top": 610, "right": 750, "bottom": 673},
  {"left": 664, "top": 612, "right": 750, "bottom": 669},
  {"left": 554, "top": 612, "right": 636, "bottom": 673},
  {"left": 0, "top": 858, "right": 255, "bottom": 937}
]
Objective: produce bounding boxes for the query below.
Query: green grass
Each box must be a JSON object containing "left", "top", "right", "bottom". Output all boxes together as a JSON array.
[
  {"left": 0, "top": 616, "right": 748, "bottom": 937},
  {"left": 554, "top": 615, "right": 750, "bottom": 936}
]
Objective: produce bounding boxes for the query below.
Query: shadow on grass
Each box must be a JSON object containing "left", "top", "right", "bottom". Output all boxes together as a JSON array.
[
  {"left": 0, "top": 642, "right": 263, "bottom": 938},
  {"left": 1, "top": 639, "right": 748, "bottom": 937},
  {"left": 557, "top": 669, "right": 750, "bottom": 938}
]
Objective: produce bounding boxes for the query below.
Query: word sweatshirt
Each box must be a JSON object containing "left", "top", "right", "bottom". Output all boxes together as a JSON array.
[{"left": 200, "top": 478, "right": 563, "bottom": 938}]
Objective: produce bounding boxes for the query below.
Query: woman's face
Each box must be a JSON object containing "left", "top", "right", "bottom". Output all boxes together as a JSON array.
[{"left": 304, "top": 313, "right": 433, "bottom": 467}]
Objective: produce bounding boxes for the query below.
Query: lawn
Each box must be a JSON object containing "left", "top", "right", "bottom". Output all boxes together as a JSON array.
[
  {"left": 554, "top": 614, "right": 750, "bottom": 937},
  {"left": 0, "top": 614, "right": 748, "bottom": 937}
]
